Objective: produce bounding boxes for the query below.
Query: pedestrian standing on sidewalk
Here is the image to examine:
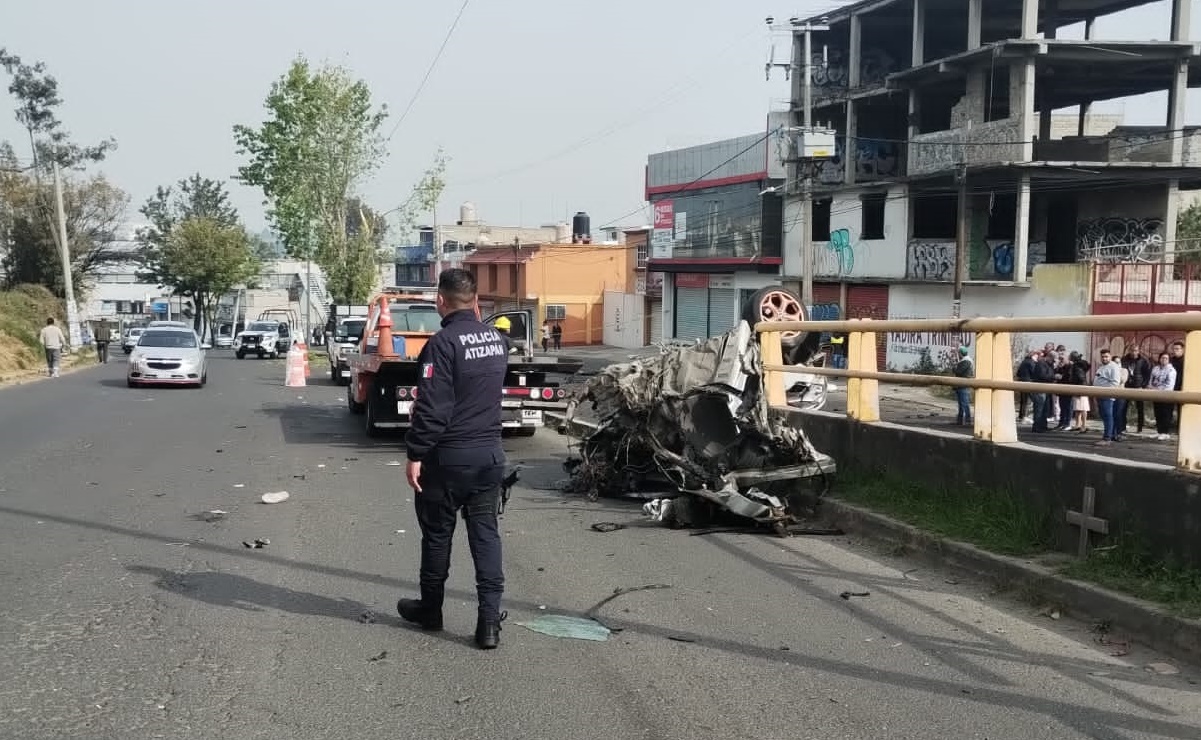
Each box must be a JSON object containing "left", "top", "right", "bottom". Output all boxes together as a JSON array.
[
  {"left": 1045, "top": 351, "right": 1061, "bottom": 424},
  {"left": 1150, "top": 351, "right": 1177, "bottom": 441},
  {"left": 1055, "top": 352, "right": 1074, "bottom": 430},
  {"left": 952, "top": 346, "right": 974, "bottom": 426},
  {"left": 39, "top": 317, "right": 67, "bottom": 378},
  {"left": 1068, "top": 351, "right": 1091, "bottom": 432},
  {"left": 541, "top": 321, "right": 551, "bottom": 352},
  {"left": 400, "top": 268, "right": 509, "bottom": 650},
  {"left": 1120, "top": 346, "right": 1151, "bottom": 435},
  {"left": 552, "top": 322, "right": 562, "bottom": 351},
  {"left": 1016, "top": 349, "right": 1038, "bottom": 423},
  {"left": 1030, "top": 351, "right": 1056, "bottom": 432},
  {"left": 1170, "top": 340, "right": 1185, "bottom": 432},
  {"left": 93, "top": 322, "right": 112, "bottom": 364},
  {"left": 1093, "top": 349, "right": 1122, "bottom": 446}
]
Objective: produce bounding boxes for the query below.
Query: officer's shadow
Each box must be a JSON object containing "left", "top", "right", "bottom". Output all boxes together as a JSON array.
[{"left": 127, "top": 565, "right": 475, "bottom": 647}]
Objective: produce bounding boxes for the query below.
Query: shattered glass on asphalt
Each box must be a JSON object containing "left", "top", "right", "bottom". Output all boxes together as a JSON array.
[{"left": 565, "top": 322, "right": 834, "bottom": 527}]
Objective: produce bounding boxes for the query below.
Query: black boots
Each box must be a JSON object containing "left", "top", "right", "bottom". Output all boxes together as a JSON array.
[
  {"left": 474, "top": 611, "right": 506, "bottom": 650},
  {"left": 396, "top": 599, "right": 443, "bottom": 631}
]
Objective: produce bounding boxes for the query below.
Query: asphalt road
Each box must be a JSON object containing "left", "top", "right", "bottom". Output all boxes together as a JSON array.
[{"left": 2, "top": 353, "right": 1199, "bottom": 740}]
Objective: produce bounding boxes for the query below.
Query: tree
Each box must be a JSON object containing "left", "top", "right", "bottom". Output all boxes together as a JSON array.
[
  {"left": 393, "top": 149, "right": 448, "bottom": 240},
  {"left": 0, "top": 172, "right": 127, "bottom": 295},
  {"left": 152, "top": 218, "right": 261, "bottom": 341},
  {"left": 233, "top": 56, "right": 388, "bottom": 303},
  {"left": 0, "top": 48, "right": 115, "bottom": 170},
  {"left": 1177, "top": 202, "right": 1201, "bottom": 264},
  {"left": 137, "top": 175, "right": 255, "bottom": 334}
]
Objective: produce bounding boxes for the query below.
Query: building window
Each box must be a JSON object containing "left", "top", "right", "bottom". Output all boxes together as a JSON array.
[
  {"left": 509, "top": 264, "right": 518, "bottom": 292},
  {"left": 812, "top": 198, "right": 832, "bottom": 242},
  {"left": 488, "top": 264, "right": 498, "bottom": 291},
  {"left": 861, "top": 193, "right": 887, "bottom": 240},
  {"left": 636, "top": 240, "right": 648, "bottom": 269},
  {"left": 545, "top": 304, "right": 567, "bottom": 321}
]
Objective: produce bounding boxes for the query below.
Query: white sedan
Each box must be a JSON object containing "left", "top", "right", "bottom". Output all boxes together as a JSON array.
[{"left": 127, "top": 327, "right": 210, "bottom": 388}]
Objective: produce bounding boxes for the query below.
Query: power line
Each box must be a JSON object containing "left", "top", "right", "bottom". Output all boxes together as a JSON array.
[{"left": 384, "top": 0, "right": 471, "bottom": 145}]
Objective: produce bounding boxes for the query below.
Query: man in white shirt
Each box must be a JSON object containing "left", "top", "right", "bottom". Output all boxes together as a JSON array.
[
  {"left": 1093, "top": 349, "right": 1122, "bottom": 445},
  {"left": 39, "top": 317, "right": 67, "bottom": 378}
]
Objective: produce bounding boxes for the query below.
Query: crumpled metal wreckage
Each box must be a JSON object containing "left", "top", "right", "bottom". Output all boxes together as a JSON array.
[{"left": 565, "top": 321, "right": 836, "bottom": 533}]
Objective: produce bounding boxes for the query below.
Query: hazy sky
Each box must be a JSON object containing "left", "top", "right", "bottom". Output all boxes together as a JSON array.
[{"left": 0, "top": 0, "right": 1194, "bottom": 241}]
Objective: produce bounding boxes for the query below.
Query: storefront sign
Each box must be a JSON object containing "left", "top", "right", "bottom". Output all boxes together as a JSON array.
[
  {"left": 635, "top": 273, "right": 647, "bottom": 295},
  {"left": 646, "top": 271, "right": 664, "bottom": 298},
  {"left": 651, "top": 229, "right": 673, "bottom": 259},
  {"left": 653, "top": 200, "right": 674, "bottom": 230},
  {"left": 674, "top": 273, "right": 710, "bottom": 289},
  {"left": 708, "top": 274, "right": 734, "bottom": 290},
  {"left": 674, "top": 211, "right": 687, "bottom": 241}
]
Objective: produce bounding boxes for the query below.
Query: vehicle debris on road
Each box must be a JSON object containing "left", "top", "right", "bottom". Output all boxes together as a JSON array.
[
  {"left": 260, "top": 491, "right": 289, "bottom": 504},
  {"left": 563, "top": 321, "right": 835, "bottom": 534}
]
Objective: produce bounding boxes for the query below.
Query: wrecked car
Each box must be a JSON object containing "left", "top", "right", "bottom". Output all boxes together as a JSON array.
[{"left": 565, "top": 319, "right": 835, "bottom": 535}]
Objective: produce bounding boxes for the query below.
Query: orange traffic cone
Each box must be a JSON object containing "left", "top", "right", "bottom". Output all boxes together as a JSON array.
[{"left": 297, "top": 339, "right": 311, "bottom": 377}]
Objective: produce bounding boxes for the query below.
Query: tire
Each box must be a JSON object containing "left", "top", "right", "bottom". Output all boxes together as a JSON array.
[
  {"left": 743, "top": 286, "right": 821, "bottom": 365},
  {"left": 236, "top": 351, "right": 245, "bottom": 359},
  {"left": 512, "top": 427, "right": 537, "bottom": 438},
  {"left": 347, "top": 382, "right": 366, "bottom": 414},
  {"left": 127, "top": 378, "right": 136, "bottom": 388},
  {"left": 331, "top": 365, "right": 342, "bottom": 384},
  {"left": 365, "top": 394, "right": 380, "bottom": 437},
  {"left": 199, "top": 373, "right": 207, "bottom": 388}
]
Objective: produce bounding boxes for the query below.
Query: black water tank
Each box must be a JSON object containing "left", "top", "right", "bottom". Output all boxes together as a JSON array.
[{"left": 572, "top": 211, "right": 591, "bottom": 243}]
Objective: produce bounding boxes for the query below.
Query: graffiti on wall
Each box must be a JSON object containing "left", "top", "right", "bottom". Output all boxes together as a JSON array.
[
  {"left": 1091, "top": 332, "right": 1182, "bottom": 363},
  {"left": 906, "top": 241, "right": 954, "bottom": 281},
  {"left": 815, "top": 138, "right": 901, "bottom": 185},
  {"left": 1076, "top": 217, "right": 1165, "bottom": 262},
  {"left": 810, "top": 48, "right": 896, "bottom": 90},
  {"left": 911, "top": 239, "right": 1048, "bottom": 281},
  {"left": 825, "top": 229, "right": 855, "bottom": 276}
]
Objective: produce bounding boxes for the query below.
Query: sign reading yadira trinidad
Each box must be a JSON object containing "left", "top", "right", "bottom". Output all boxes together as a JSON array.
[
  {"left": 653, "top": 200, "right": 673, "bottom": 230},
  {"left": 652, "top": 200, "right": 674, "bottom": 259}
]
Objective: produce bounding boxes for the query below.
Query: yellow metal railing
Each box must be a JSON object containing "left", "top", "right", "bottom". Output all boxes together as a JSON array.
[{"left": 755, "top": 313, "right": 1201, "bottom": 473}]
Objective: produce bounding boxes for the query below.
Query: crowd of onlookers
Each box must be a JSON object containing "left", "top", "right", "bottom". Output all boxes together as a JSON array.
[{"left": 1009, "top": 341, "right": 1185, "bottom": 446}]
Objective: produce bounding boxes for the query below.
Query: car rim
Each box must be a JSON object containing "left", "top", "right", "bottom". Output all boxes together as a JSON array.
[{"left": 757, "top": 289, "right": 805, "bottom": 342}]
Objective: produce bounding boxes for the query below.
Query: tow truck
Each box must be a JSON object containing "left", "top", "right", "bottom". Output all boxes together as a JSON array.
[{"left": 345, "top": 289, "right": 585, "bottom": 437}]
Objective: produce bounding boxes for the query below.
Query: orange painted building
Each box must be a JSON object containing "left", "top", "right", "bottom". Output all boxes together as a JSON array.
[{"left": 465, "top": 243, "right": 637, "bottom": 345}]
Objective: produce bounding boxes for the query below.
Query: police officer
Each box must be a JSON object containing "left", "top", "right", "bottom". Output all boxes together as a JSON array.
[{"left": 399, "top": 268, "right": 510, "bottom": 650}]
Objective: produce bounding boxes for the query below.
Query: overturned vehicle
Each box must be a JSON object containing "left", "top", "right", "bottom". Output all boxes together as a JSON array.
[{"left": 565, "top": 317, "right": 836, "bottom": 535}]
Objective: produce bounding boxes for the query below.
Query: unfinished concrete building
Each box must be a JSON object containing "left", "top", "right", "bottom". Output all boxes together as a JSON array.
[{"left": 784, "top": 0, "right": 1201, "bottom": 295}]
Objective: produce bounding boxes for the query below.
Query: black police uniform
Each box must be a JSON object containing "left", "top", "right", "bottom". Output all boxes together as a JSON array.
[{"left": 404, "top": 308, "right": 509, "bottom": 636}]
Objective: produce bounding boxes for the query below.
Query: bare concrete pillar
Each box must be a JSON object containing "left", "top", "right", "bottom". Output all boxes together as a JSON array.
[
  {"left": 1165, "top": 179, "right": 1181, "bottom": 263},
  {"left": 1045, "top": 0, "right": 1060, "bottom": 39},
  {"left": 908, "top": 90, "right": 921, "bottom": 140},
  {"left": 1014, "top": 174, "right": 1032, "bottom": 282},
  {"left": 1021, "top": 0, "right": 1039, "bottom": 39},
  {"left": 968, "top": 0, "right": 983, "bottom": 48},
  {"left": 912, "top": 0, "right": 925, "bottom": 66},
  {"left": 1012, "top": 59, "right": 1037, "bottom": 160},
  {"left": 848, "top": 14, "right": 862, "bottom": 88},
  {"left": 845, "top": 101, "right": 858, "bottom": 185},
  {"left": 1169, "top": 57, "right": 1188, "bottom": 163},
  {"left": 1172, "top": 0, "right": 1191, "bottom": 41}
]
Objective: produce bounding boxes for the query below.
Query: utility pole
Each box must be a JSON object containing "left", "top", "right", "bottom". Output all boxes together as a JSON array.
[
  {"left": 513, "top": 236, "right": 521, "bottom": 310},
  {"left": 52, "top": 161, "right": 82, "bottom": 348},
  {"left": 787, "top": 17, "right": 828, "bottom": 308},
  {"left": 953, "top": 162, "right": 968, "bottom": 319}
]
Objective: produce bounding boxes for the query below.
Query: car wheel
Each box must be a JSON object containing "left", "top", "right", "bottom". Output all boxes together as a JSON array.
[
  {"left": 198, "top": 373, "right": 207, "bottom": 388},
  {"left": 331, "top": 365, "right": 342, "bottom": 383},
  {"left": 127, "top": 378, "right": 136, "bottom": 388},
  {"left": 742, "top": 286, "right": 821, "bottom": 365},
  {"left": 347, "top": 383, "right": 366, "bottom": 414},
  {"left": 236, "top": 351, "right": 245, "bottom": 359},
  {"left": 365, "top": 395, "right": 380, "bottom": 437}
]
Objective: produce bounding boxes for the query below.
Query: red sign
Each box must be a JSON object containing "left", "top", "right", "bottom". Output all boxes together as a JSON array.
[
  {"left": 653, "top": 200, "right": 674, "bottom": 230},
  {"left": 674, "top": 273, "right": 709, "bottom": 289}
]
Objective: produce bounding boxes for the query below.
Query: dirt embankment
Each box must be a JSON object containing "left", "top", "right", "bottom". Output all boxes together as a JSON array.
[{"left": 0, "top": 284, "right": 67, "bottom": 381}]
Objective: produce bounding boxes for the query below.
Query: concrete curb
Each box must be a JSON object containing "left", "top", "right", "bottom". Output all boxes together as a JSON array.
[
  {"left": 546, "top": 409, "right": 1201, "bottom": 664},
  {"left": 822, "top": 499, "right": 1201, "bottom": 665}
]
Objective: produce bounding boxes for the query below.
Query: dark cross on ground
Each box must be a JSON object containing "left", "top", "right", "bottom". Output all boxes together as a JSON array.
[{"left": 1066, "top": 486, "right": 1109, "bottom": 558}]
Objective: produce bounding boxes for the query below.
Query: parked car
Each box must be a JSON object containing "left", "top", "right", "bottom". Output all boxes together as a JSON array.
[
  {"left": 234, "top": 320, "right": 291, "bottom": 359},
  {"left": 148, "top": 320, "right": 191, "bottom": 329},
  {"left": 122, "top": 327, "right": 145, "bottom": 354},
  {"left": 127, "top": 327, "right": 210, "bottom": 388},
  {"left": 214, "top": 324, "right": 234, "bottom": 349}
]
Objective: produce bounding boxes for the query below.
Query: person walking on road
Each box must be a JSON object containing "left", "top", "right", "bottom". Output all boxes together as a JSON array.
[
  {"left": 400, "top": 268, "right": 510, "bottom": 650},
  {"left": 93, "top": 323, "right": 113, "bottom": 364},
  {"left": 1150, "top": 351, "right": 1178, "bottom": 441},
  {"left": 952, "top": 346, "right": 974, "bottom": 426},
  {"left": 1093, "top": 349, "right": 1122, "bottom": 446},
  {"left": 39, "top": 317, "right": 67, "bottom": 378}
]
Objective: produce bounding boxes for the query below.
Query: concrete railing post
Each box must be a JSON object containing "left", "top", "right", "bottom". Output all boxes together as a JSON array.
[
  {"left": 989, "top": 329, "right": 1019, "bottom": 443},
  {"left": 761, "top": 330, "right": 787, "bottom": 408},
  {"left": 1177, "top": 329, "right": 1201, "bottom": 471},
  {"left": 973, "top": 331, "right": 993, "bottom": 438},
  {"left": 846, "top": 319, "right": 863, "bottom": 420},
  {"left": 858, "top": 322, "right": 881, "bottom": 423}
]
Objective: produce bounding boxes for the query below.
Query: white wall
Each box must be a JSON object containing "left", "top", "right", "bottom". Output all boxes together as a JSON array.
[
  {"left": 885, "top": 263, "right": 1092, "bottom": 371},
  {"left": 602, "top": 291, "right": 645, "bottom": 349},
  {"left": 814, "top": 185, "right": 909, "bottom": 280}
]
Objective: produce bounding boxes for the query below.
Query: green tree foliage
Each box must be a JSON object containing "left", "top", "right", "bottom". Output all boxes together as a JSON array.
[
  {"left": 1177, "top": 202, "right": 1201, "bottom": 264},
  {"left": 233, "top": 56, "right": 388, "bottom": 302},
  {"left": 154, "top": 218, "right": 261, "bottom": 341},
  {"left": 136, "top": 175, "right": 259, "bottom": 337},
  {"left": 0, "top": 48, "right": 115, "bottom": 170},
  {"left": 0, "top": 161, "right": 128, "bottom": 295}
]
